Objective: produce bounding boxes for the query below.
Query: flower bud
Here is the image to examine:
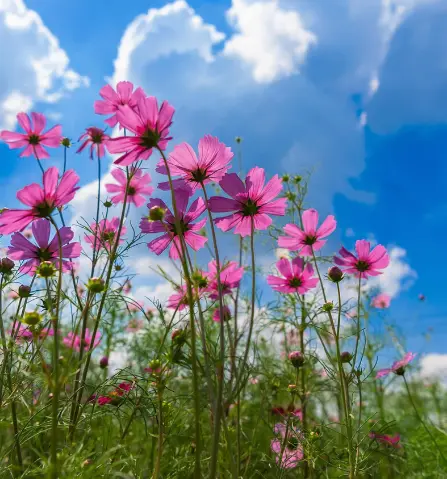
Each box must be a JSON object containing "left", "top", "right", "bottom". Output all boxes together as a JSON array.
[
  {"left": 148, "top": 206, "right": 166, "bottom": 222},
  {"left": 99, "top": 356, "right": 109, "bottom": 369},
  {"left": 235, "top": 136, "right": 242, "bottom": 144},
  {"left": 340, "top": 352, "right": 352, "bottom": 363},
  {"left": 0, "top": 257, "right": 14, "bottom": 275},
  {"left": 37, "top": 261, "right": 56, "bottom": 278},
  {"left": 293, "top": 175, "right": 302, "bottom": 183},
  {"left": 172, "top": 328, "right": 187, "bottom": 346},
  {"left": 104, "top": 200, "right": 113, "bottom": 208},
  {"left": 282, "top": 174, "right": 290, "bottom": 182},
  {"left": 87, "top": 277, "right": 105, "bottom": 294},
  {"left": 18, "top": 285, "right": 31, "bottom": 298},
  {"left": 61, "top": 137, "right": 71, "bottom": 148},
  {"left": 322, "top": 301, "right": 334, "bottom": 312},
  {"left": 145, "top": 358, "right": 162, "bottom": 375},
  {"left": 328, "top": 266, "right": 344, "bottom": 283},
  {"left": 287, "top": 384, "right": 298, "bottom": 393},
  {"left": 22, "top": 311, "right": 43, "bottom": 326},
  {"left": 285, "top": 191, "right": 296, "bottom": 201},
  {"left": 288, "top": 351, "right": 305, "bottom": 368}
]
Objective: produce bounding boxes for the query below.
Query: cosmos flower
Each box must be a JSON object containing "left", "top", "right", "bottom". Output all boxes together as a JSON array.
[
  {"left": 371, "top": 293, "right": 391, "bottom": 309},
  {"left": 334, "top": 240, "right": 389, "bottom": 279},
  {"left": 105, "top": 167, "right": 153, "bottom": 207},
  {"left": 271, "top": 423, "right": 304, "bottom": 469},
  {"left": 206, "top": 260, "right": 244, "bottom": 299},
  {"left": 369, "top": 432, "right": 401, "bottom": 448},
  {"left": 267, "top": 257, "right": 318, "bottom": 294},
  {"left": 94, "top": 81, "right": 146, "bottom": 128},
  {"left": 376, "top": 352, "right": 416, "bottom": 379},
  {"left": 278, "top": 208, "right": 336, "bottom": 256},
  {"left": 212, "top": 305, "right": 231, "bottom": 322},
  {"left": 63, "top": 328, "right": 101, "bottom": 352},
  {"left": 8, "top": 219, "right": 81, "bottom": 275},
  {"left": 140, "top": 189, "right": 207, "bottom": 260},
  {"left": 209, "top": 167, "right": 287, "bottom": 236},
  {"left": 0, "top": 112, "right": 62, "bottom": 159},
  {"left": 107, "top": 96, "right": 174, "bottom": 166},
  {"left": 0, "top": 167, "right": 79, "bottom": 235},
  {"left": 76, "top": 127, "right": 110, "bottom": 159},
  {"left": 156, "top": 135, "right": 233, "bottom": 191},
  {"left": 85, "top": 218, "right": 127, "bottom": 252}
]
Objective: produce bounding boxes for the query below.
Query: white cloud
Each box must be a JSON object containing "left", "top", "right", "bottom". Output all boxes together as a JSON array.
[
  {"left": 112, "top": 0, "right": 225, "bottom": 84},
  {"left": 0, "top": 0, "right": 89, "bottom": 129},
  {"left": 223, "top": 0, "right": 316, "bottom": 83},
  {"left": 420, "top": 354, "right": 447, "bottom": 381},
  {"left": 134, "top": 282, "right": 175, "bottom": 306}
]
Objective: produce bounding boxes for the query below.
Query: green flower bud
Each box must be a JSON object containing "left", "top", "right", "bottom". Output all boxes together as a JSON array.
[
  {"left": 22, "top": 311, "right": 42, "bottom": 326},
  {"left": 148, "top": 206, "right": 166, "bottom": 222},
  {"left": 37, "top": 261, "right": 56, "bottom": 278},
  {"left": 87, "top": 277, "right": 105, "bottom": 293}
]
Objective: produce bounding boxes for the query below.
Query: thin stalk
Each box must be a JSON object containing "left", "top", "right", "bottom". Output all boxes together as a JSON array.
[
  {"left": 152, "top": 388, "right": 164, "bottom": 479},
  {"left": 0, "top": 276, "right": 23, "bottom": 470},
  {"left": 403, "top": 375, "right": 447, "bottom": 465},
  {"left": 90, "top": 148, "right": 102, "bottom": 277},
  {"left": 299, "top": 298, "right": 309, "bottom": 478},
  {"left": 201, "top": 183, "right": 227, "bottom": 479},
  {"left": 48, "top": 217, "right": 64, "bottom": 479}
]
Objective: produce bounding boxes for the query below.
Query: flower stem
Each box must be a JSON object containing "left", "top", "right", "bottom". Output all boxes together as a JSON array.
[
  {"left": 90, "top": 148, "right": 102, "bottom": 277},
  {"left": 152, "top": 388, "right": 164, "bottom": 479},
  {"left": 403, "top": 375, "right": 447, "bottom": 465}
]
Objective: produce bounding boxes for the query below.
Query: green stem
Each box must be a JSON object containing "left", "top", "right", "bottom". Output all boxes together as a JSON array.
[
  {"left": 152, "top": 388, "right": 164, "bottom": 479},
  {"left": 403, "top": 375, "right": 447, "bottom": 465},
  {"left": 90, "top": 148, "right": 102, "bottom": 277}
]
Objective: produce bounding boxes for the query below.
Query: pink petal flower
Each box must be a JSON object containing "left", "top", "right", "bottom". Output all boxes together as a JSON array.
[
  {"left": 106, "top": 167, "right": 153, "bottom": 207},
  {"left": 267, "top": 257, "right": 318, "bottom": 294},
  {"left": 371, "top": 293, "right": 391, "bottom": 309},
  {"left": 209, "top": 167, "right": 286, "bottom": 237},
  {"left": 0, "top": 112, "right": 62, "bottom": 159},
  {"left": 76, "top": 127, "right": 110, "bottom": 159},
  {"left": 85, "top": 217, "right": 127, "bottom": 252}
]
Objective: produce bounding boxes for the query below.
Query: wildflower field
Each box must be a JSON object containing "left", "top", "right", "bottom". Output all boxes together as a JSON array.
[{"left": 0, "top": 79, "right": 445, "bottom": 479}]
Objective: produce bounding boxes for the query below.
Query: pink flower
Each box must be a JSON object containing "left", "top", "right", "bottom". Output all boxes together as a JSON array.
[
  {"left": 140, "top": 189, "right": 207, "bottom": 260},
  {"left": 334, "top": 240, "right": 390, "bottom": 279},
  {"left": 156, "top": 135, "right": 233, "bottom": 191},
  {"left": 107, "top": 96, "right": 175, "bottom": 166},
  {"left": 0, "top": 167, "right": 80, "bottom": 235},
  {"left": 212, "top": 305, "right": 231, "bottom": 322},
  {"left": 76, "top": 127, "right": 110, "bottom": 159},
  {"left": 271, "top": 423, "right": 304, "bottom": 469},
  {"left": 267, "top": 257, "right": 318, "bottom": 294},
  {"left": 206, "top": 260, "right": 244, "bottom": 299},
  {"left": 278, "top": 209, "right": 336, "bottom": 256},
  {"left": 105, "top": 167, "right": 153, "bottom": 207},
  {"left": 85, "top": 218, "right": 127, "bottom": 252},
  {"left": 10, "top": 324, "right": 54, "bottom": 343},
  {"left": 369, "top": 432, "right": 401, "bottom": 448},
  {"left": 167, "top": 284, "right": 189, "bottom": 311},
  {"left": 8, "top": 219, "right": 81, "bottom": 275},
  {"left": 371, "top": 293, "right": 391, "bottom": 309},
  {"left": 418, "top": 293, "right": 425, "bottom": 301},
  {"left": 209, "top": 167, "right": 287, "bottom": 236},
  {"left": 376, "top": 352, "right": 416, "bottom": 379},
  {"left": 0, "top": 112, "right": 62, "bottom": 159},
  {"left": 94, "top": 81, "right": 146, "bottom": 128},
  {"left": 98, "top": 396, "right": 112, "bottom": 406},
  {"left": 63, "top": 328, "right": 101, "bottom": 352}
]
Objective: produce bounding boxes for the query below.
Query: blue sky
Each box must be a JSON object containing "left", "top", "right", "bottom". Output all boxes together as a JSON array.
[{"left": 1, "top": 0, "right": 446, "bottom": 373}]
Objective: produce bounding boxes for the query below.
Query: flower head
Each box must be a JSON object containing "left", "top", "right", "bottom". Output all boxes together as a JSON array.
[
  {"left": 63, "top": 328, "right": 101, "bottom": 352},
  {"left": 278, "top": 209, "right": 336, "bottom": 256},
  {"left": 376, "top": 352, "right": 416, "bottom": 379},
  {"left": 369, "top": 432, "right": 401, "bottom": 448},
  {"left": 267, "top": 257, "right": 318, "bottom": 294},
  {"left": 0, "top": 167, "right": 79, "bottom": 235},
  {"left": 107, "top": 96, "right": 174, "bottom": 166},
  {"left": 0, "top": 112, "right": 62, "bottom": 159},
  {"left": 206, "top": 260, "right": 244, "bottom": 299},
  {"left": 140, "top": 188, "right": 207, "bottom": 260},
  {"left": 334, "top": 240, "right": 389, "bottom": 279},
  {"left": 106, "top": 167, "right": 153, "bottom": 207},
  {"left": 85, "top": 218, "right": 127, "bottom": 252},
  {"left": 167, "top": 284, "right": 190, "bottom": 311},
  {"left": 94, "top": 81, "right": 146, "bottom": 128},
  {"left": 156, "top": 135, "right": 233, "bottom": 191},
  {"left": 371, "top": 293, "right": 391, "bottom": 309},
  {"left": 76, "top": 127, "right": 110, "bottom": 159},
  {"left": 8, "top": 219, "right": 81, "bottom": 275},
  {"left": 271, "top": 423, "right": 304, "bottom": 469},
  {"left": 209, "top": 167, "right": 287, "bottom": 236},
  {"left": 212, "top": 305, "right": 231, "bottom": 323}
]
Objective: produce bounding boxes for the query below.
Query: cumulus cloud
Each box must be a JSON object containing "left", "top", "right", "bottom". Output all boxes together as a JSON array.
[
  {"left": 420, "top": 353, "right": 447, "bottom": 381},
  {"left": 0, "top": 0, "right": 89, "bottom": 129},
  {"left": 223, "top": 0, "right": 316, "bottom": 83},
  {"left": 112, "top": 0, "right": 225, "bottom": 85}
]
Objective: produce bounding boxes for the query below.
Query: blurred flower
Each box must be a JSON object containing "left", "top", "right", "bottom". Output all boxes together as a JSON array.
[
  {"left": 85, "top": 218, "right": 127, "bottom": 252},
  {"left": 106, "top": 167, "right": 153, "bottom": 207},
  {"left": 369, "top": 432, "right": 401, "bottom": 448},
  {"left": 371, "top": 293, "right": 391, "bottom": 309},
  {"left": 271, "top": 423, "right": 304, "bottom": 469},
  {"left": 376, "top": 352, "right": 416, "bottom": 379},
  {"left": 77, "top": 127, "right": 110, "bottom": 159},
  {"left": 63, "top": 328, "right": 101, "bottom": 352},
  {"left": 212, "top": 305, "right": 231, "bottom": 323}
]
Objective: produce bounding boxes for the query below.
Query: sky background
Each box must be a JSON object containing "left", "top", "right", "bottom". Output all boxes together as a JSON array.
[{"left": 0, "top": 0, "right": 446, "bottom": 377}]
